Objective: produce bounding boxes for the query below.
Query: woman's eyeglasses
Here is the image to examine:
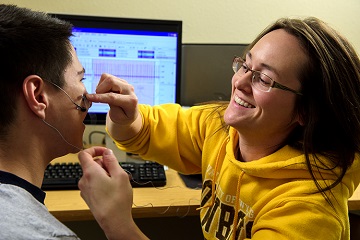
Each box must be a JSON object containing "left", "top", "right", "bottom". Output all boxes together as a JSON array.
[{"left": 232, "top": 56, "right": 302, "bottom": 95}]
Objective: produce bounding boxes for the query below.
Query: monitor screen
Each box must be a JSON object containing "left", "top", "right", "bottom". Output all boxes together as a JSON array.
[{"left": 52, "top": 14, "right": 182, "bottom": 124}]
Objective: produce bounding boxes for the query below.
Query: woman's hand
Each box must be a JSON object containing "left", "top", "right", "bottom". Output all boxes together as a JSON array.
[
  {"left": 85, "top": 73, "right": 139, "bottom": 126},
  {"left": 85, "top": 73, "right": 143, "bottom": 141}
]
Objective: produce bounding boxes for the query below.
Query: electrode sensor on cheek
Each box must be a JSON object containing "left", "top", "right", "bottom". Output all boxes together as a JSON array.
[{"left": 76, "top": 95, "right": 88, "bottom": 112}]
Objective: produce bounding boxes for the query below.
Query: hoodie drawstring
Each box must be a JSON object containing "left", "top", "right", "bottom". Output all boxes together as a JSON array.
[
  {"left": 232, "top": 171, "right": 245, "bottom": 240},
  {"left": 197, "top": 139, "right": 228, "bottom": 210},
  {"left": 197, "top": 137, "right": 246, "bottom": 240}
]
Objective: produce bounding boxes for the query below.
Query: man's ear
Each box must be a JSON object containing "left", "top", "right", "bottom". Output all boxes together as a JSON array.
[{"left": 22, "top": 75, "right": 48, "bottom": 119}]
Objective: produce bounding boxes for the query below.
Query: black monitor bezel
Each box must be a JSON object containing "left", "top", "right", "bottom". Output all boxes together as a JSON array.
[{"left": 51, "top": 13, "right": 182, "bottom": 125}]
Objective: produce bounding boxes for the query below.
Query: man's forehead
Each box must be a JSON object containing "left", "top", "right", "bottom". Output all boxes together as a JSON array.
[
  {"left": 64, "top": 64, "right": 84, "bottom": 75},
  {"left": 68, "top": 46, "right": 84, "bottom": 75}
]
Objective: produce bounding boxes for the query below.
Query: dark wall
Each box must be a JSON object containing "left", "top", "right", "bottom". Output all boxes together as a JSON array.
[{"left": 180, "top": 44, "right": 248, "bottom": 106}]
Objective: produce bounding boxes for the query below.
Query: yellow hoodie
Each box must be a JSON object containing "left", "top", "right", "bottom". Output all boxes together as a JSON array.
[{"left": 113, "top": 103, "right": 360, "bottom": 240}]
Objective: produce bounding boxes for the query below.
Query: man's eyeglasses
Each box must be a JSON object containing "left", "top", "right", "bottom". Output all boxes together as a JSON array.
[{"left": 232, "top": 56, "right": 303, "bottom": 96}]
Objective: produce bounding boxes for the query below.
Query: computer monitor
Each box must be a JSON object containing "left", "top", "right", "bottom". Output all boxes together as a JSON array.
[
  {"left": 180, "top": 43, "right": 248, "bottom": 106},
  {"left": 52, "top": 14, "right": 182, "bottom": 125}
]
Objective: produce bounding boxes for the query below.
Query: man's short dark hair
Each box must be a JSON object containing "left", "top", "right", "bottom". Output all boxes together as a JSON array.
[{"left": 0, "top": 4, "right": 73, "bottom": 135}]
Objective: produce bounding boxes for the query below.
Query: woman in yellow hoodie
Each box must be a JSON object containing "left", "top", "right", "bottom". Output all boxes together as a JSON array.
[{"left": 79, "top": 17, "right": 360, "bottom": 240}]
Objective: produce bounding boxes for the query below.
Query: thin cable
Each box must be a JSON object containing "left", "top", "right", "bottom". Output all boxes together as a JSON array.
[
  {"left": 88, "top": 131, "right": 106, "bottom": 144},
  {"left": 123, "top": 169, "right": 182, "bottom": 190},
  {"left": 42, "top": 119, "right": 83, "bottom": 152},
  {"left": 45, "top": 80, "right": 88, "bottom": 112},
  {"left": 156, "top": 198, "right": 200, "bottom": 218},
  {"left": 123, "top": 169, "right": 201, "bottom": 217}
]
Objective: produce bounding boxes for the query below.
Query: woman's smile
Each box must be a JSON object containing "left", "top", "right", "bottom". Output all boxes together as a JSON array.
[{"left": 234, "top": 95, "right": 255, "bottom": 108}]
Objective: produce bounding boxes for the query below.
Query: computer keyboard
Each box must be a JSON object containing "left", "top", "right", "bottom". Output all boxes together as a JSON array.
[{"left": 41, "top": 161, "right": 167, "bottom": 190}]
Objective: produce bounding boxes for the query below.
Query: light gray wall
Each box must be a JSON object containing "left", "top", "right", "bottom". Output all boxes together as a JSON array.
[{"left": 4, "top": 0, "right": 360, "bottom": 52}]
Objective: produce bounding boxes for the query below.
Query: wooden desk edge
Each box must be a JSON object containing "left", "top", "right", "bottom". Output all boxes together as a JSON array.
[{"left": 49, "top": 206, "right": 201, "bottom": 222}]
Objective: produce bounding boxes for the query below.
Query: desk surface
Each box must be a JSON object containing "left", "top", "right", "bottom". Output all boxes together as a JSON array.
[
  {"left": 45, "top": 154, "right": 201, "bottom": 222},
  {"left": 349, "top": 186, "right": 360, "bottom": 211},
  {"left": 45, "top": 153, "right": 360, "bottom": 222}
]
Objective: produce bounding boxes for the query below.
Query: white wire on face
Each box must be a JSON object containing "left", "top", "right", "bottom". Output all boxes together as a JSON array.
[{"left": 42, "top": 119, "right": 83, "bottom": 152}]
